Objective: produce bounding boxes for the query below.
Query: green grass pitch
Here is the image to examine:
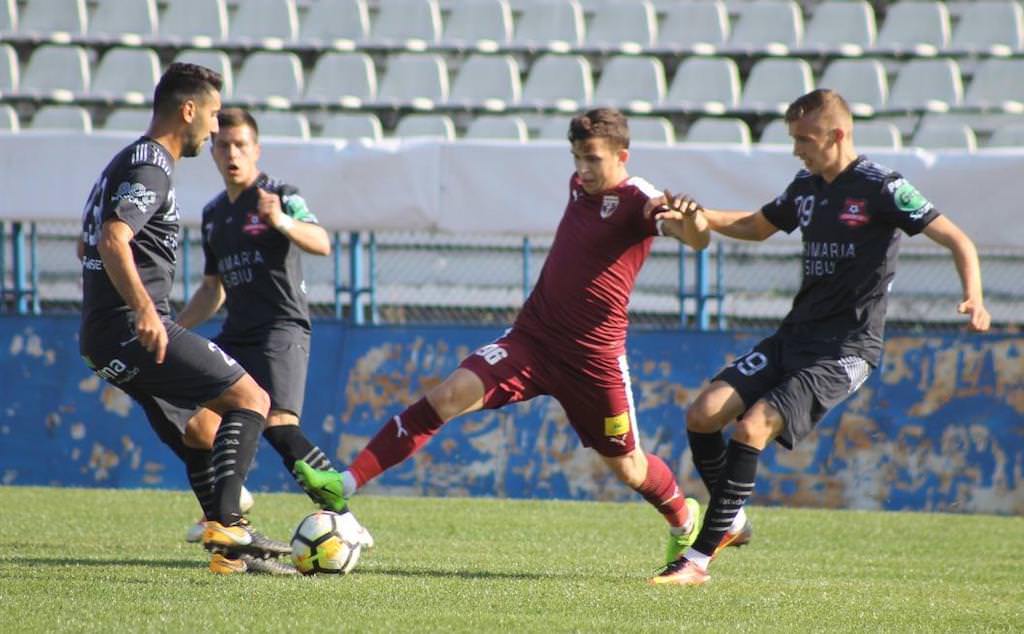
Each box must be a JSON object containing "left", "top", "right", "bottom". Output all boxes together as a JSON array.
[{"left": 0, "top": 486, "right": 1021, "bottom": 633}]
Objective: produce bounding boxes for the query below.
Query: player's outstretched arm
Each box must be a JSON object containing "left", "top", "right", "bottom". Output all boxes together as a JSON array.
[
  {"left": 97, "top": 219, "right": 168, "bottom": 363},
  {"left": 257, "top": 188, "right": 331, "bottom": 256},
  {"left": 177, "top": 274, "right": 226, "bottom": 329},
  {"left": 701, "top": 208, "right": 778, "bottom": 242},
  {"left": 646, "top": 190, "right": 710, "bottom": 250},
  {"left": 922, "top": 215, "right": 991, "bottom": 332}
]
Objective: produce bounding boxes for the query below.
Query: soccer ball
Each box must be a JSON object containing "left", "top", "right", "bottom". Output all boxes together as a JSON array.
[{"left": 290, "top": 510, "right": 364, "bottom": 575}]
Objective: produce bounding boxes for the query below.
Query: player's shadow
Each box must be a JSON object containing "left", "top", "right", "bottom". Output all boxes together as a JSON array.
[
  {"left": 361, "top": 566, "right": 559, "bottom": 581},
  {"left": 6, "top": 556, "right": 200, "bottom": 570}
]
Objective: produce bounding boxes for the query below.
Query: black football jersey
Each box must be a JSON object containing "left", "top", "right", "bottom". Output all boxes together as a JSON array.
[{"left": 760, "top": 156, "right": 940, "bottom": 364}]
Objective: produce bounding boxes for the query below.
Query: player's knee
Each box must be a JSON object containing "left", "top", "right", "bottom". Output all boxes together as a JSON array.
[
  {"left": 604, "top": 451, "right": 647, "bottom": 488},
  {"left": 732, "top": 409, "right": 778, "bottom": 448},
  {"left": 686, "top": 398, "right": 721, "bottom": 433},
  {"left": 426, "top": 372, "right": 479, "bottom": 421},
  {"left": 183, "top": 419, "right": 215, "bottom": 450}
]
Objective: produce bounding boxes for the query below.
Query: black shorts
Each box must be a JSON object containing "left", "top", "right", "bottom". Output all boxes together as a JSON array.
[
  {"left": 215, "top": 327, "right": 310, "bottom": 417},
  {"left": 713, "top": 332, "right": 873, "bottom": 449},
  {"left": 80, "top": 318, "right": 246, "bottom": 434}
]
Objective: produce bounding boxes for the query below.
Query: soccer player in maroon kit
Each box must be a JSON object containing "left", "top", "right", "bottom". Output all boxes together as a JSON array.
[{"left": 296, "top": 108, "right": 711, "bottom": 572}]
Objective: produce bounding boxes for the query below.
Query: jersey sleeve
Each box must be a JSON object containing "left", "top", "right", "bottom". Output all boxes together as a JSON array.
[
  {"left": 279, "top": 184, "right": 319, "bottom": 224},
  {"left": 103, "top": 163, "right": 171, "bottom": 234},
  {"left": 201, "top": 205, "right": 218, "bottom": 276},
  {"left": 759, "top": 181, "right": 799, "bottom": 233},
  {"left": 627, "top": 177, "right": 663, "bottom": 237},
  {"left": 877, "top": 175, "right": 940, "bottom": 235}
]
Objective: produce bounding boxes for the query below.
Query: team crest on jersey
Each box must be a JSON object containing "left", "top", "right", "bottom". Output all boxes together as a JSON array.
[
  {"left": 111, "top": 181, "right": 157, "bottom": 213},
  {"left": 839, "top": 198, "right": 870, "bottom": 227},
  {"left": 600, "top": 195, "right": 620, "bottom": 219},
  {"left": 242, "top": 212, "right": 269, "bottom": 236}
]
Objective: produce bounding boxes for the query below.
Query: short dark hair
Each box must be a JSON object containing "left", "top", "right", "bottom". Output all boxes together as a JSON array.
[
  {"left": 784, "top": 88, "right": 851, "bottom": 123},
  {"left": 153, "top": 62, "right": 223, "bottom": 117},
  {"left": 217, "top": 107, "right": 259, "bottom": 140},
  {"left": 568, "top": 108, "right": 630, "bottom": 150}
]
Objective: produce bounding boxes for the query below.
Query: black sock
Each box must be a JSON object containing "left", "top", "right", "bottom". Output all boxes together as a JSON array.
[
  {"left": 211, "top": 409, "right": 264, "bottom": 526},
  {"left": 184, "top": 449, "right": 217, "bottom": 519},
  {"left": 688, "top": 429, "right": 728, "bottom": 496},
  {"left": 264, "top": 424, "right": 334, "bottom": 503},
  {"left": 692, "top": 440, "right": 761, "bottom": 557}
]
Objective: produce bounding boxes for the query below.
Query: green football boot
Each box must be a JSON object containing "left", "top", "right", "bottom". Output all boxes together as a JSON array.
[
  {"left": 665, "top": 497, "right": 702, "bottom": 564},
  {"left": 294, "top": 460, "right": 349, "bottom": 513}
]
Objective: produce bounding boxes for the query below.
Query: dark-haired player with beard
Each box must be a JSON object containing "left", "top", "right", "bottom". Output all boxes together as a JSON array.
[
  {"left": 78, "top": 64, "right": 291, "bottom": 575},
  {"left": 653, "top": 89, "right": 990, "bottom": 586},
  {"left": 295, "top": 108, "right": 712, "bottom": 573}
]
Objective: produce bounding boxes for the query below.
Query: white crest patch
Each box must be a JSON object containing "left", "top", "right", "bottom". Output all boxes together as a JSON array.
[{"left": 600, "top": 195, "right": 619, "bottom": 219}]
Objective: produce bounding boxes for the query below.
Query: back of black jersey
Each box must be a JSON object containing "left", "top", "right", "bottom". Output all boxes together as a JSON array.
[
  {"left": 80, "top": 137, "right": 178, "bottom": 330},
  {"left": 760, "top": 157, "right": 939, "bottom": 364}
]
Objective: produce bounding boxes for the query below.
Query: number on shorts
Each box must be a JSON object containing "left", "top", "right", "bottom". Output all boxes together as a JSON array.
[
  {"left": 733, "top": 351, "right": 768, "bottom": 376},
  {"left": 207, "top": 342, "right": 238, "bottom": 367},
  {"left": 475, "top": 343, "right": 508, "bottom": 366}
]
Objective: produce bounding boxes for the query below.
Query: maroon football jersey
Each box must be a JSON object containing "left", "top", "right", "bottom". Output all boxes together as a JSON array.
[{"left": 513, "top": 173, "right": 662, "bottom": 367}]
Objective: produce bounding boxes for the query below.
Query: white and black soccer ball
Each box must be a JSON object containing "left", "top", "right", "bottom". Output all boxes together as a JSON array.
[{"left": 290, "top": 510, "right": 365, "bottom": 575}]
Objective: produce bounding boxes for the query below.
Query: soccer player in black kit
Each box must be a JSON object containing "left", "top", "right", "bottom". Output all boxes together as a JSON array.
[
  {"left": 174, "top": 108, "right": 370, "bottom": 548},
  {"left": 653, "top": 89, "right": 991, "bottom": 586},
  {"left": 78, "top": 64, "right": 290, "bottom": 575}
]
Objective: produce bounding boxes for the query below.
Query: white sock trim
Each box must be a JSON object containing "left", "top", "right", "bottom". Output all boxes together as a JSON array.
[
  {"left": 341, "top": 470, "right": 358, "bottom": 497},
  {"left": 684, "top": 548, "right": 711, "bottom": 570},
  {"left": 730, "top": 506, "right": 747, "bottom": 532}
]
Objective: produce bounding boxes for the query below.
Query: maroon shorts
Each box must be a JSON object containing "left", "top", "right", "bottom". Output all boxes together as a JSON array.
[{"left": 458, "top": 328, "right": 639, "bottom": 457}]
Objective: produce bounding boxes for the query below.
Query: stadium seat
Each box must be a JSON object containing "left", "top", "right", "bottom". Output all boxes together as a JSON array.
[
  {"left": 302, "top": 52, "right": 376, "bottom": 108},
  {"left": 911, "top": 122, "right": 977, "bottom": 151},
  {"left": 725, "top": 0, "right": 803, "bottom": 56},
  {"left": 512, "top": 0, "right": 585, "bottom": 53},
  {"left": 628, "top": 117, "right": 675, "bottom": 144},
  {"left": 157, "top": 0, "right": 229, "bottom": 48},
  {"left": 593, "top": 55, "right": 666, "bottom": 114},
  {"left": 89, "top": 0, "right": 158, "bottom": 45},
  {"left": 964, "top": 58, "right": 1024, "bottom": 112},
  {"left": 0, "top": 0, "right": 15, "bottom": 34},
  {"left": 319, "top": 112, "right": 383, "bottom": 142},
  {"left": 885, "top": 58, "right": 963, "bottom": 113},
  {"left": 854, "top": 121, "right": 903, "bottom": 149},
  {"left": 535, "top": 115, "right": 571, "bottom": 140},
  {"left": 464, "top": 115, "right": 529, "bottom": 141},
  {"left": 797, "top": 0, "right": 876, "bottom": 56},
  {"left": 521, "top": 54, "right": 593, "bottom": 112},
  {"left": 255, "top": 111, "right": 310, "bottom": 139},
  {"left": 817, "top": 59, "right": 888, "bottom": 116},
  {"left": 441, "top": 0, "right": 513, "bottom": 52},
  {"left": 86, "top": 47, "right": 161, "bottom": 105},
  {"left": 13, "top": 0, "right": 87, "bottom": 42},
  {"left": 986, "top": 123, "right": 1024, "bottom": 148},
  {"left": 376, "top": 53, "right": 449, "bottom": 110},
  {"left": 448, "top": 54, "right": 521, "bottom": 111},
  {"left": 683, "top": 118, "right": 751, "bottom": 146},
  {"left": 875, "top": 1, "right": 950, "bottom": 56},
  {"left": 103, "top": 107, "right": 151, "bottom": 132},
  {"left": 655, "top": 1, "right": 730, "bottom": 55},
  {"left": 948, "top": 1, "right": 1024, "bottom": 56},
  {"left": 228, "top": 0, "right": 299, "bottom": 49},
  {"left": 234, "top": 52, "right": 304, "bottom": 109},
  {"left": 18, "top": 44, "right": 90, "bottom": 102},
  {"left": 393, "top": 113, "right": 455, "bottom": 140},
  {"left": 299, "top": 0, "right": 370, "bottom": 51},
  {"left": 0, "top": 43, "right": 17, "bottom": 97},
  {"left": 0, "top": 103, "right": 19, "bottom": 131},
  {"left": 367, "top": 0, "right": 442, "bottom": 50},
  {"left": 30, "top": 105, "right": 92, "bottom": 132},
  {"left": 664, "top": 56, "right": 740, "bottom": 115},
  {"left": 738, "top": 58, "right": 814, "bottom": 114},
  {"left": 172, "top": 49, "right": 234, "bottom": 99},
  {"left": 758, "top": 119, "right": 790, "bottom": 145},
  {"left": 583, "top": 0, "right": 657, "bottom": 54}
]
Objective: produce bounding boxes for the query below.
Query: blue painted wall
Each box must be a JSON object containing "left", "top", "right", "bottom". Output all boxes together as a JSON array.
[{"left": 1, "top": 315, "right": 1020, "bottom": 514}]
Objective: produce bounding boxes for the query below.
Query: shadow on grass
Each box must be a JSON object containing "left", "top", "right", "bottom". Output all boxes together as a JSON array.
[
  {"left": 358, "top": 565, "right": 560, "bottom": 581},
  {"left": 4, "top": 556, "right": 200, "bottom": 570}
]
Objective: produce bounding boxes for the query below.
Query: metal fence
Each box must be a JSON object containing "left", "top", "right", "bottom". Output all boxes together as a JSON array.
[{"left": 2, "top": 220, "right": 1021, "bottom": 332}]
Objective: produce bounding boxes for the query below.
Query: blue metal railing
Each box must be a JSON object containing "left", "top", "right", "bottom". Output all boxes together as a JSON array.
[{"left": 1, "top": 221, "right": 40, "bottom": 315}]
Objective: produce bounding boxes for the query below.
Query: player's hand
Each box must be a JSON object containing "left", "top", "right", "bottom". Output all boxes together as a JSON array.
[
  {"left": 957, "top": 299, "right": 991, "bottom": 333},
  {"left": 257, "top": 187, "right": 285, "bottom": 227},
  {"left": 136, "top": 305, "right": 168, "bottom": 364},
  {"left": 651, "top": 189, "right": 703, "bottom": 222}
]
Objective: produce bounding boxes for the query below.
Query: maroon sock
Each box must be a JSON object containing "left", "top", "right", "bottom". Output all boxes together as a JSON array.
[
  {"left": 635, "top": 454, "right": 689, "bottom": 528},
  {"left": 349, "top": 397, "right": 445, "bottom": 487}
]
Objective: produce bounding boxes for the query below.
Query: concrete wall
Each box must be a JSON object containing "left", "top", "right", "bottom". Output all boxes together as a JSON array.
[{"left": 1, "top": 315, "right": 1020, "bottom": 514}]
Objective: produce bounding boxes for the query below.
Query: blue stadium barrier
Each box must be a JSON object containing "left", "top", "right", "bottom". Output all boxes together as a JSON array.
[{"left": 0, "top": 315, "right": 1020, "bottom": 515}]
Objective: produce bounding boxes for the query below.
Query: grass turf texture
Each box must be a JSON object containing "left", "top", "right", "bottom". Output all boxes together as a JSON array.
[{"left": 0, "top": 486, "right": 1021, "bottom": 633}]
